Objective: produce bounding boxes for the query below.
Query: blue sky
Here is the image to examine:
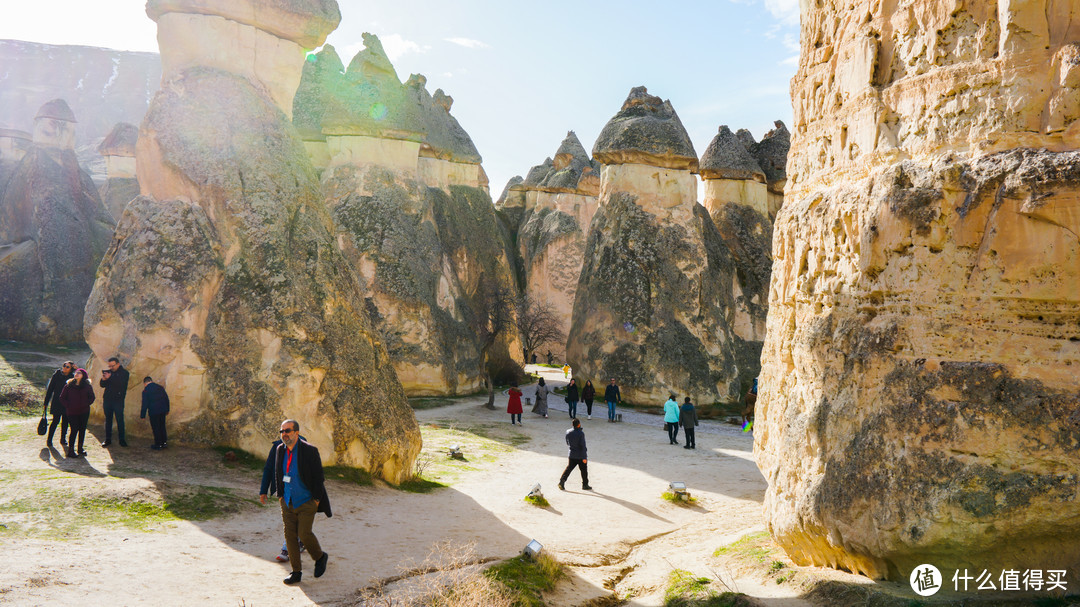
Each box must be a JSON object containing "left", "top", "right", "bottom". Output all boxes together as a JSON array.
[{"left": 0, "top": 0, "right": 800, "bottom": 194}]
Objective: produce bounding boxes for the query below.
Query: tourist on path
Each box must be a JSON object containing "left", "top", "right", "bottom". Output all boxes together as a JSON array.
[
  {"left": 582, "top": 380, "right": 596, "bottom": 419},
  {"left": 261, "top": 432, "right": 307, "bottom": 563},
  {"left": 42, "top": 361, "right": 74, "bottom": 448},
  {"left": 533, "top": 377, "right": 549, "bottom": 418},
  {"left": 680, "top": 397, "right": 699, "bottom": 449},
  {"left": 140, "top": 377, "right": 170, "bottom": 450},
  {"left": 507, "top": 384, "right": 523, "bottom": 425},
  {"left": 604, "top": 378, "right": 622, "bottom": 422},
  {"left": 562, "top": 364, "right": 571, "bottom": 378},
  {"left": 558, "top": 418, "right": 591, "bottom": 491},
  {"left": 566, "top": 378, "right": 579, "bottom": 419},
  {"left": 663, "top": 394, "right": 681, "bottom": 444},
  {"left": 267, "top": 419, "right": 331, "bottom": 585},
  {"left": 59, "top": 368, "right": 94, "bottom": 458},
  {"left": 98, "top": 356, "right": 130, "bottom": 447}
]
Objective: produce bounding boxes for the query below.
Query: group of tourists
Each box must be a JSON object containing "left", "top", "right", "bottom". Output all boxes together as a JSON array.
[
  {"left": 507, "top": 376, "right": 624, "bottom": 424},
  {"left": 40, "top": 357, "right": 171, "bottom": 457}
]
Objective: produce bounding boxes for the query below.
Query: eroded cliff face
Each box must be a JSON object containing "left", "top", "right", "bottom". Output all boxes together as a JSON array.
[
  {"left": 83, "top": 0, "right": 420, "bottom": 482},
  {"left": 295, "top": 35, "right": 518, "bottom": 396},
  {"left": 758, "top": 0, "right": 1080, "bottom": 582},
  {"left": 568, "top": 87, "right": 741, "bottom": 405}
]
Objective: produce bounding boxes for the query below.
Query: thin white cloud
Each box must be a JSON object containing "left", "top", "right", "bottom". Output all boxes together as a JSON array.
[
  {"left": 381, "top": 34, "right": 431, "bottom": 60},
  {"left": 780, "top": 55, "right": 799, "bottom": 67},
  {"left": 763, "top": 0, "right": 800, "bottom": 25},
  {"left": 445, "top": 37, "right": 490, "bottom": 50}
]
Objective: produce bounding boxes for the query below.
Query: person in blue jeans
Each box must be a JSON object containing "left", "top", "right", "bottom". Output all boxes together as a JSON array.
[
  {"left": 604, "top": 378, "right": 621, "bottom": 422},
  {"left": 566, "top": 378, "right": 579, "bottom": 419},
  {"left": 663, "top": 394, "right": 680, "bottom": 444}
]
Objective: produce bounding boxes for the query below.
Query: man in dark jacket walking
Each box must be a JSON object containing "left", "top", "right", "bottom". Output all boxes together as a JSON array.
[
  {"left": 559, "top": 418, "right": 591, "bottom": 490},
  {"left": 680, "top": 397, "right": 699, "bottom": 449},
  {"left": 140, "top": 377, "right": 170, "bottom": 450},
  {"left": 261, "top": 433, "right": 307, "bottom": 562},
  {"left": 99, "top": 357, "right": 130, "bottom": 447},
  {"left": 42, "top": 361, "right": 75, "bottom": 447},
  {"left": 604, "top": 378, "right": 622, "bottom": 422},
  {"left": 269, "top": 419, "right": 331, "bottom": 585}
]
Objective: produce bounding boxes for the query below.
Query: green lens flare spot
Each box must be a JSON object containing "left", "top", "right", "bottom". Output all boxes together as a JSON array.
[{"left": 369, "top": 103, "right": 388, "bottom": 120}]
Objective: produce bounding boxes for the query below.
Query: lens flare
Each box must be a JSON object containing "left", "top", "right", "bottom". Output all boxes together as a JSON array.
[{"left": 369, "top": 103, "right": 388, "bottom": 120}]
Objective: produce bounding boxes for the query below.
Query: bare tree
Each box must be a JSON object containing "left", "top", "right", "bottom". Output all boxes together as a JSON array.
[
  {"left": 515, "top": 294, "right": 565, "bottom": 363},
  {"left": 467, "top": 277, "right": 516, "bottom": 409}
]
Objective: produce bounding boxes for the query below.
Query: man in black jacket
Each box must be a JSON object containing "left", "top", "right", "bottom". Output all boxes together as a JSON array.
[
  {"left": 604, "top": 378, "right": 622, "bottom": 422},
  {"left": 269, "top": 419, "right": 331, "bottom": 585},
  {"left": 43, "top": 361, "right": 75, "bottom": 447},
  {"left": 260, "top": 433, "right": 306, "bottom": 563},
  {"left": 99, "top": 357, "right": 130, "bottom": 447},
  {"left": 559, "top": 418, "right": 592, "bottom": 491},
  {"left": 140, "top": 377, "right": 170, "bottom": 450}
]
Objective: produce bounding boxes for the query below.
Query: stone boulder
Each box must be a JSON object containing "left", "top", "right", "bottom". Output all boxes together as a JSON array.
[
  {"left": 567, "top": 88, "right": 741, "bottom": 405},
  {"left": 0, "top": 99, "right": 114, "bottom": 344},
  {"left": 84, "top": 0, "right": 419, "bottom": 483},
  {"left": 757, "top": 0, "right": 1080, "bottom": 583},
  {"left": 97, "top": 122, "right": 140, "bottom": 219}
]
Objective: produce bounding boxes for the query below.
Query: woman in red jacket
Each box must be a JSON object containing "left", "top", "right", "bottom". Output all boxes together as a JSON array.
[
  {"left": 507, "top": 384, "right": 523, "bottom": 426},
  {"left": 60, "top": 368, "right": 95, "bottom": 458}
]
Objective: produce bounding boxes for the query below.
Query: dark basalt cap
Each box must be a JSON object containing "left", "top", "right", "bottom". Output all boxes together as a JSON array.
[
  {"left": 749, "top": 120, "right": 790, "bottom": 184},
  {"left": 592, "top": 86, "right": 697, "bottom": 171},
  {"left": 35, "top": 99, "right": 77, "bottom": 123},
  {"left": 700, "top": 125, "right": 765, "bottom": 181},
  {"left": 98, "top": 122, "right": 139, "bottom": 156},
  {"left": 497, "top": 175, "right": 525, "bottom": 204},
  {"left": 523, "top": 158, "right": 554, "bottom": 187}
]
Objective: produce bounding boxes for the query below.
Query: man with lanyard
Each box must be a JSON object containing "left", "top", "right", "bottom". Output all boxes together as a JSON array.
[{"left": 263, "top": 419, "right": 331, "bottom": 585}]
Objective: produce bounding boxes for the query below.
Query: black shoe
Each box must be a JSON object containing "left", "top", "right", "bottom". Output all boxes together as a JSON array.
[
  {"left": 283, "top": 572, "right": 302, "bottom": 585},
  {"left": 101, "top": 440, "right": 112, "bottom": 447},
  {"left": 582, "top": 485, "right": 593, "bottom": 490},
  {"left": 60, "top": 439, "right": 67, "bottom": 447},
  {"left": 77, "top": 450, "right": 87, "bottom": 457},
  {"left": 119, "top": 440, "right": 128, "bottom": 447},
  {"left": 558, "top": 483, "right": 565, "bottom": 491},
  {"left": 150, "top": 444, "right": 163, "bottom": 450},
  {"left": 684, "top": 445, "right": 691, "bottom": 449},
  {"left": 314, "top": 552, "right": 328, "bottom": 578},
  {"left": 66, "top": 450, "right": 78, "bottom": 458}
]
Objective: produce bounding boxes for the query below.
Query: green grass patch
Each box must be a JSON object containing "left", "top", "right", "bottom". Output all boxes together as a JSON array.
[
  {"left": 485, "top": 553, "right": 564, "bottom": 607},
  {"left": 324, "top": 465, "right": 374, "bottom": 486},
  {"left": 212, "top": 446, "right": 264, "bottom": 471},
  {"left": 397, "top": 477, "right": 448, "bottom": 493},
  {"left": 524, "top": 494, "right": 550, "bottom": 507},
  {"left": 408, "top": 397, "right": 461, "bottom": 410},
  {"left": 663, "top": 569, "right": 751, "bottom": 607},
  {"left": 662, "top": 491, "right": 698, "bottom": 505},
  {"left": 712, "top": 531, "right": 772, "bottom": 562}
]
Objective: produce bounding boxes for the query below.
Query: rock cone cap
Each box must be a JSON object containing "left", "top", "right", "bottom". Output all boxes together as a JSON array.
[
  {"left": 592, "top": 86, "right": 697, "bottom": 171},
  {"left": 34, "top": 99, "right": 76, "bottom": 123},
  {"left": 700, "top": 125, "right": 765, "bottom": 181}
]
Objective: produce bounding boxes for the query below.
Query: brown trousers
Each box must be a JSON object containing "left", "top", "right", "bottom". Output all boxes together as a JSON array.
[{"left": 280, "top": 499, "right": 324, "bottom": 573}]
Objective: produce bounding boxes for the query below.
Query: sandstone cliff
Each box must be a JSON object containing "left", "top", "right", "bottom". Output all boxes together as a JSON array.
[
  {"left": 0, "top": 99, "right": 115, "bottom": 344},
  {"left": 508, "top": 131, "right": 599, "bottom": 359},
  {"left": 567, "top": 87, "right": 741, "bottom": 405},
  {"left": 294, "top": 35, "right": 519, "bottom": 396},
  {"left": 83, "top": 0, "right": 420, "bottom": 482},
  {"left": 757, "top": 0, "right": 1080, "bottom": 582},
  {"left": 97, "top": 122, "right": 139, "bottom": 219}
]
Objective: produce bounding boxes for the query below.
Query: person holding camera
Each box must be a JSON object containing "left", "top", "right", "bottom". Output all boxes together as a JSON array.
[{"left": 98, "top": 356, "right": 130, "bottom": 447}]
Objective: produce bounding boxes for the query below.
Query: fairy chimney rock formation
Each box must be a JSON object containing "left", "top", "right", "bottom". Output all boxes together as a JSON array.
[
  {"left": 744, "top": 121, "right": 790, "bottom": 219},
  {"left": 0, "top": 100, "right": 114, "bottom": 344},
  {"left": 97, "top": 122, "right": 140, "bottom": 219},
  {"left": 700, "top": 125, "right": 768, "bottom": 216},
  {"left": 568, "top": 87, "right": 741, "bottom": 405},
  {"left": 86, "top": 0, "right": 420, "bottom": 482},
  {"left": 757, "top": 0, "right": 1080, "bottom": 585},
  {"left": 145, "top": 0, "right": 341, "bottom": 118},
  {"left": 513, "top": 131, "right": 601, "bottom": 357}
]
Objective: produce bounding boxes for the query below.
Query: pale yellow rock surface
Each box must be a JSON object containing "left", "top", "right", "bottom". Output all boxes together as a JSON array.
[{"left": 758, "top": 0, "right": 1080, "bottom": 584}]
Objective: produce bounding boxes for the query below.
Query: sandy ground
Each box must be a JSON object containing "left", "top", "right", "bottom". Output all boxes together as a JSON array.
[{"left": 0, "top": 366, "right": 813, "bottom": 606}]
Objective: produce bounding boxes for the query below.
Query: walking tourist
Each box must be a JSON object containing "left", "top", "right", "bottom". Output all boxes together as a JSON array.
[
  {"left": 42, "top": 360, "right": 74, "bottom": 448},
  {"left": 566, "top": 378, "right": 579, "bottom": 419},
  {"left": 60, "top": 368, "right": 94, "bottom": 458},
  {"left": 98, "top": 356, "right": 130, "bottom": 447},
  {"left": 507, "top": 384, "right": 523, "bottom": 425},
  {"left": 140, "top": 377, "right": 170, "bottom": 450},
  {"left": 664, "top": 394, "right": 681, "bottom": 444},
  {"left": 605, "top": 378, "right": 621, "bottom": 422},
  {"left": 558, "top": 418, "right": 591, "bottom": 491},
  {"left": 680, "top": 397, "right": 699, "bottom": 449},
  {"left": 582, "top": 380, "right": 595, "bottom": 419},
  {"left": 261, "top": 431, "right": 307, "bottom": 562},
  {"left": 268, "top": 419, "right": 331, "bottom": 585},
  {"left": 534, "top": 377, "right": 548, "bottom": 418}
]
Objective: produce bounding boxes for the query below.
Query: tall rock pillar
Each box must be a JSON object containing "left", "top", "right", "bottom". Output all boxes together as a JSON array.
[
  {"left": 758, "top": 0, "right": 1080, "bottom": 582},
  {"left": 84, "top": 0, "right": 420, "bottom": 482},
  {"left": 568, "top": 87, "right": 741, "bottom": 405}
]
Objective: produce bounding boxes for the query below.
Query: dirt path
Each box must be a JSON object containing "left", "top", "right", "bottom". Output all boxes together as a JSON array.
[{"left": 0, "top": 366, "right": 810, "bottom": 606}]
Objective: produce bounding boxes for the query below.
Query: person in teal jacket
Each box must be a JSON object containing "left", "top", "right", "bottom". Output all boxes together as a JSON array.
[{"left": 663, "top": 394, "right": 680, "bottom": 444}]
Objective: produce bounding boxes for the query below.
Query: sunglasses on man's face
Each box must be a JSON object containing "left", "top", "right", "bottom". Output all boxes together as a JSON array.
[{"left": 280, "top": 429, "right": 293, "bottom": 434}]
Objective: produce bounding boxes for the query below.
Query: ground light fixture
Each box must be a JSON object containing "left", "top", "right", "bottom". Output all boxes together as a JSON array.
[
  {"left": 669, "top": 481, "right": 689, "bottom": 500},
  {"left": 522, "top": 539, "right": 543, "bottom": 558},
  {"left": 448, "top": 445, "right": 463, "bottom": 459},
  {"left": 527, "top": 483, "right": 543, "bottom": 499}
]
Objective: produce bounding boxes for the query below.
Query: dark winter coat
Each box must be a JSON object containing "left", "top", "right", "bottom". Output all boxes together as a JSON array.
[
  {"left": 582, "top": 383, "right": 595, "bottom": 403},
  {"left": 99, "top": 365, "right": 130, "bottom": 404},
  {"left": 140, "top": 382, "right": 170, "bottom": 417},
  {"left": 260, "top": 435, "right": 306, "bottom": 496},
  {"left": 43, "top": 368, "right": 74, "bottom": 416},
  {"left": 59, "top": 379, "right": 95, "bottom": 416},
  {"left": 604, "top": 384, "right": 621, "bottom": 402},
  {"left": 566, "top": 383, "right": 579, "bottom": 402},
  {"left": 273, "top": 439, "right": 332, "bottom": 517},
  {"left": 506, "top": 387, "right": 523, "bottom": 414},
  {"left": 680, "top": 403, "right": 699, "bottom": 429},
  {"left": 565, "top": 426, "right": 587, "bottom": 459}
]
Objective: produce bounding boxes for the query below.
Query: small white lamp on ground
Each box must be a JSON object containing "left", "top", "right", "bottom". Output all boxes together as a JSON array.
[
  {"left": 527, "top": 483, "right": 543, "bottom": 499},
  {"left": 522, "top": 539, "right": 543, "bottom": 558},
  {"left": 669, "top": 481, "right": 689, "bottom": 500},
  {"left": 448, "top": 445, "right": 463, "bottom": 459}
]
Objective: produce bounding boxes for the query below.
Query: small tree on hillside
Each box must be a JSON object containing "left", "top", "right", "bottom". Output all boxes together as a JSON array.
[
  {"left": 467, "top": 277, "right": 516, "bottom": 409},
  {"left": 515, "top": 294, "right": 565, "bottom": 363}
]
